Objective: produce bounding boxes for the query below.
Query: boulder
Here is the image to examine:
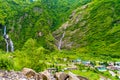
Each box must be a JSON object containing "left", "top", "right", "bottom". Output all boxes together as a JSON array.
[
  {"left": 41, "top": 70, "right": 52, "bottom": 80},
  {"left": 77, "top": 76, "right": 88, "bottom": 80},
  {"left": 35, "top": 73, "right": 43, "bottom": 80},
  {"left": 68, "top": 72, "right": 79, "bottom": 80},
  {"left": 0, "top": 69, "right": 89, "bottom": 80},
  {"left": 22, "top": 68, "right": 36, "bottom": 78},
  {"left": 42, "top": 74, "right": 48, "bottom": 80},
  {"left": 55, "top": 72, "right": 69, "bottom": 80}
]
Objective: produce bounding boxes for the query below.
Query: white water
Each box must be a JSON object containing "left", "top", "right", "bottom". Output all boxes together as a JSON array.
[
  {"left": 3, "top": 26, "right": 14, "bottom": 52},
  {"left": 5, "top": 39, "right": 9, "bottom": 53},
  {"left": 4, "top": 26, "right": 6, "bottom": 36},
  {"left": 9, "top": 39, "right": 14, "bottom": 52},
  {"left": 58, "top": 32, "right": 65, "bottom": 50}
]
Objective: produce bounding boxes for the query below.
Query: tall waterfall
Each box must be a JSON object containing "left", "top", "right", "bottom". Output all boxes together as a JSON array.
[
  {"left": 3, "top": 26, "right": 14, "bottom": 52},
  {"left": 3, "top": 26, "right": 6, "bottom": 36},
  {"left": 58, "top": 32, "right": 65, "bottom": 50},
  {"left": 9, "top": 39, "right": 14, "bottom": 52}
]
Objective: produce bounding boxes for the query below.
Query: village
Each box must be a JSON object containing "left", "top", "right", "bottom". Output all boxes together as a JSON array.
[{"left": 46, "top": 57, "right": 120, "bottom": 80}]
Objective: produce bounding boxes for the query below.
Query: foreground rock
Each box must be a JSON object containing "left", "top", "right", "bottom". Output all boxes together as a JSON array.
[
  {"left": 55, "top": 72, "right": 69, "bottom": 80},
  {"left": 68, "top": 72, "right": 88, "bottom": 80},
  {"left": 0, "top": 70, "right": 27, "bottom": 80},
  {"left": 0, "top": 68, "right": 88, "bottom": 80},
  {"left": 22, "top": 68, "right": 37, "bottom": 79}
]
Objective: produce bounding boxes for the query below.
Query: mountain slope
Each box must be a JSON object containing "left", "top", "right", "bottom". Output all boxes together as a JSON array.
[
  {"left": 0, "top": 0, "right": 53, "bottom": 50},
  {"left": 53, "top": 0, "right": 120, "bottom": 57},
  {"left": 0, "top": 0, "right": 91, "bottom": 50}
]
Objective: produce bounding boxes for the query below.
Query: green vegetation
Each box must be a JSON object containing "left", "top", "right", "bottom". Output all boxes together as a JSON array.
[
  {"left": 0, "top": 0, "right": 91, "bottom": 49},
  {"left": 72, "top": 70, "right": 118, "bottom": 80},
  {"left": 54, "top": 0, "right": 120, "bottom": 59},
  {"left": 0, "top": 0, "right": 120, "bottom": 80}
]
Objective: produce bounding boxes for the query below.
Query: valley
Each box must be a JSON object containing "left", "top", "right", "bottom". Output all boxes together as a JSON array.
[{"left": 0, "top": 0, "right": 120, "bottom": 80}]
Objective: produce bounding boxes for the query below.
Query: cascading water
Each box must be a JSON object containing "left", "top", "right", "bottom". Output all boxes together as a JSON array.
[
  {"left": 58, "top": 32, "right": 65, "bottom": 50},
  {"left": 3, "top": 26, "right": 14, "bottom": 52},
  {"left": 3, "top": 26, "right": 6, "bottom": 36},
  {"left": 9, "top": 39, "right": 14, "bottom": 52}
]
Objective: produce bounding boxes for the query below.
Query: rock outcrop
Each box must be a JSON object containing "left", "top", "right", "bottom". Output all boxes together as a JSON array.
[
  {"left": 0, "top": 68, "right": 88, "bottom": 80},
  {"left": 55, "top": 72, "right": 69, "bottom": 80},
  {"left": 22, "top": 68, "right": 36, "bottom": 78}
]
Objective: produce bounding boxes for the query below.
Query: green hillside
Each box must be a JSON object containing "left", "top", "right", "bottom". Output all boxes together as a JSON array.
[
  {"left": 0, "top": 0, "right": 91, "bottom": 50},
  {"left": 0, "top": 0, "right": 91, "bottom": 71},
  {"left": 54, "top": 0, "right": 120, "bottom": 58},
  {"left": 0, "top": 0, "right": 120, "bottom": 79}
]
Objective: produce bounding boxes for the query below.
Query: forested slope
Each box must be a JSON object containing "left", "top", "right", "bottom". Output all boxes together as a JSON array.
[
  {"left": 0, "top": 0, "right": 120, "bottom": 58},
  {"left": 0, "top": 0, "right": 91, "bottom": 50},
  {"left": 53, "top": 0, "right": 120, "bottom": 58},
  {"left": 0, "top": 0, "right": 120, "bottom": 73}
]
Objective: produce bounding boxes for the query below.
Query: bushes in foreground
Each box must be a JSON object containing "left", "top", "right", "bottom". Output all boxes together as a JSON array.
[{"left": 0, "top": 53, "right": 13, "bottom": 70}]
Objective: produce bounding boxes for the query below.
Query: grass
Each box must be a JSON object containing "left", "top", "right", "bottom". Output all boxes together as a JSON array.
[
  {"left": 71, "top": 70, "right": 118, "bottom": 80},
  {"left": 71, "top": 70, "right": 100, "bottom": 80},
  {"left": 0, "top": 49, "right": 120, "bottom": 80}
]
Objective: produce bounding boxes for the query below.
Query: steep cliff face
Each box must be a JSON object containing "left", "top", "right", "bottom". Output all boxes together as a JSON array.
[{"left": 53, "top": 0, "right": 120, "bottom": 56}]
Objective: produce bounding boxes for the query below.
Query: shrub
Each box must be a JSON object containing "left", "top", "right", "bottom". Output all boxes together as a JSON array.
[{"left": 0, "top": 54, "right": 13, "bottom": 70}]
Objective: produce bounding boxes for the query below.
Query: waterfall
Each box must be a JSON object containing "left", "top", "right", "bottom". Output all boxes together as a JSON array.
[
  {"left": 58, "top": 32, "right": 65, "bottom": 50},
  {"left": 4, "top": 38, "right": 9, "bottom": 53},
  {"left": 9, "top": 39, "right": 14, "bottom": 52},
  {"left": 3, "top": 26, "right": 14, "bottom": 52},
  {"left": 4, "top": 26, "right": 6, "bottom": 36}
]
